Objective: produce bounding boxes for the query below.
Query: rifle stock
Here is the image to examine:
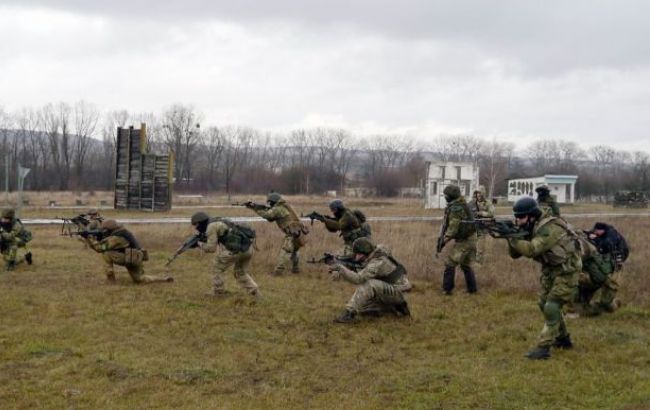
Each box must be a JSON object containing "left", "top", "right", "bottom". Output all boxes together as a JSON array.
[{"left": 460, "top": 218, "right": 528, "bottom": 239}]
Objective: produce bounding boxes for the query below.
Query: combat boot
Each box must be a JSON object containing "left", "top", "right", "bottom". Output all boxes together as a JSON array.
[
  {"left": 5, "top": 261, "right": 16, "bottom": 271},
  {"left": 25, "top": 252, "right": 33, "bottom": 265},
  {"left": 333, "top": 310, "right": 357, "bottom": 324},
  {"left": 525, "top": 346, "right": 551, "bottom": 360},
  {"left": 461, "top": 266, "right": 477, "bottom": 293},
  {"left": 106, "top": 273, "right": 117, "bottom": 283},
  {"left": 394, "top": 301, "right": 411, "bottom": 317},
  {"left": 553, "top": 334, "right": 573, "bottom": 349},
  {"left": 442, "top": 266, "right": 456, "bottom": 295}
]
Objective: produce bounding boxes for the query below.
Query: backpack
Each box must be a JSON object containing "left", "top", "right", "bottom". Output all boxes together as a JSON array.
[
  {"left": 214, "top": 218, "right": 256, "bottom": 252},
  {"left": 609, "top": 228, "right": 629, "bottom": 264},
  {"left": 353, "top": 209, "right": 372, "bottom": 237}
]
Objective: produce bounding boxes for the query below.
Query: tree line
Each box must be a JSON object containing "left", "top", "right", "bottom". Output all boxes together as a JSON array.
[{"left": 1, "top": 102, "right": 649, "bottom": 199}]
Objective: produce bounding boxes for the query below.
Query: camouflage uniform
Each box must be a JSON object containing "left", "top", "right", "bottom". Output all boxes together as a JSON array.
[
  {"left": 470, "top": 187, "right": 495, "bottom": 263},
  {"left": 441, "top": 194, "right": 478, "bottom": 294},
  {"left": 89, "top": 221, "right": 171, "bottom": 284},
  {"left": 252, "top": 198, "right": 307, "bottom": 275},
  {"left": 332, "top": 244, "right": 409, "bottom": 318},
  {"left": 578, "top": 226, "right": 621, "bottom": 315},
  {"left": 201, "top": 219, "right": 259, "bottom": 296},
  {"left": 324, "top": 207, "right": 367, "bottom": 258},
  {"left": 0, "top": 209, "right": 32, "bottom": 270},
  {"left": 536, "top": 187, "right": 561, "bottom": 218},
  {"left": 508, "top": 216, "right": 580, "bottom": 350}
]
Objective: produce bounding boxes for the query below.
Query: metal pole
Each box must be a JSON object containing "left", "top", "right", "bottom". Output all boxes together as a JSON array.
[{"left": 4, "top": 154, "right": 9, "bottom": 206}]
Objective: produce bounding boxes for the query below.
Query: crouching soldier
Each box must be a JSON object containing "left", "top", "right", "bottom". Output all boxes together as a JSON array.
[
  {"left": 507, "top": 197, "right": 580, "bottom": 360},
  {"left": 89, "top": 219, "right": 172, "bottom": 284},
  {"left": 246, "top": 192, "right": 308, "bottom": 276},
  {"left": 191, "top": 212, "right": 260, "bottom": 297},
  {"left": 0, "top": 208, "right": 33, "bottom": 271},
  {"left": 329, "top": 237, "right": 411, "bottom": 323}
]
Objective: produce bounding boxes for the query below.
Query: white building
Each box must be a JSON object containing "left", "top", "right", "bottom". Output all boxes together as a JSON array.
[
  {"left": 424, "top": 161, "right": 479, "bottom": 209},
  {"left": 507, "top": 175, "right": 578, "bottom": 203}
]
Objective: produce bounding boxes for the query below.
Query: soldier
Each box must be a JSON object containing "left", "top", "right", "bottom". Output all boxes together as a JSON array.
[
  {"left": 0, "top": 208, "right": 32, "bottom": 271},
  {"left": 246, "top": 192, "right": 308, "bottom": 276},
  {"left": 85, "top": 208, "right": 103, "bottom": 230},
  {"left": 88, "top": 219, "right": 172, "bottom": 284},
  {"left": 578, "top": 222, "right": 626, "bottom": 316},
  {"left": 191, "top": 212, "right": 259, "bottom": 297},
  {"left": 535, "top": 185, "right": 560, "bottom": 217},
  {"left": 470, "top": 185, "right": 495, "bottom": 263},
  {"left": 439, "top": 185, "right": 478, "bottom": 295},
  {"left": 329, "top": 237, "right": 411, "bottom": 323},
  {"left": 507, "top": 197, "right": 580, "bottom": 360},
  {"left": 315, "top": 199, "right": 369, "bottom": 259}
]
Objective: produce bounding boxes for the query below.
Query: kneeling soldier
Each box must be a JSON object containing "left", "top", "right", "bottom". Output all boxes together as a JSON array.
[
  {"left": 191, "top": 212, "right": 260, "bottom": 297},
  {"left": 329, "top": 237, "right": 411, "bottom": 323},
  {"left": 0, "top": 208, "right": 33, "bottom": 271},
  {"left": 89, "top": 219, "right": 172, "bottom": 284}
]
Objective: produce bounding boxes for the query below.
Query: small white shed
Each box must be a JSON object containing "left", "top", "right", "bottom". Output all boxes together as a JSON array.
[
  {"left": 507, "top": 175, "right": 578, "bottom": 203},
  {"left": 424, "top": 161, "right": 479, "bottom": 209}
]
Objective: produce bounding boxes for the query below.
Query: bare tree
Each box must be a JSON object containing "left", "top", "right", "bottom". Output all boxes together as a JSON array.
[
  {"left": 71, "top": 101, "right": 100, "bottom": 187},
  {"left": 160, "top": 104, "right": 203, "bottom": 186},
  {"left": 479, "top": 140, "right": 515, "bottom": 197}
]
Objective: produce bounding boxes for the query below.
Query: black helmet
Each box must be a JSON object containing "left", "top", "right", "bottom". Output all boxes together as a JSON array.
[
  {"left": 352, "top": 237, "right": 375, "bottom": 255},
  {"left": 443, "top": 185, "right": 461, "bottom": 201},
  {"left": 535, "top": 185, "right": 550, "bottom": 195},
  {"left": 267, "top": 192, "right": 282, "bottom": 205},
  {"left": 513, "top": 197, "right": 541, "bottom": 218},
  {"left": 191, "top": 212, "right": 210, "bottom": 225},
  {"left": 329, "top": 199, "right": 345, "bottom": 212}
]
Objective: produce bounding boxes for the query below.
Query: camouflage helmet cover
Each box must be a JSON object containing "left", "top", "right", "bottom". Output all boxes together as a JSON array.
[
  {"left": 329, "top": 199, "right": 345, "bottom": 211},
  {"left": 1, "top": 208, "right": 15, "bottom": 219},
  {"left": 474, "top": 185, "right": 486, "bottom": 196},
  {"left": 190, "top": 212, "right": 210, "bottom": 225},
  {"left": 352, "top": 237, "right": 376, "bottom": 255},
  {"left": 101, "top": 219, "right": 120, "bottom": 231},
  {"left": 443, "top": 185, "right": 461, "bottom": 200},
  {"left": 87, "top": 208, "right": 99, "bottom": 216},
  {"left": 267, "top": 192, "right": 282, "bottom": 203},
  {"left": 513, "top": 197, "right": 541, "bottom": 218}
]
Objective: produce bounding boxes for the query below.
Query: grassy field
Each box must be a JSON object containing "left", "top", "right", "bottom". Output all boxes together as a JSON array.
[{"left": 1, "top": 197, "right": 649, "bottom": 409}]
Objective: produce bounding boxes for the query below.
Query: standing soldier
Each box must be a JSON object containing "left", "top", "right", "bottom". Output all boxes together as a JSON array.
[
  {"left": 329, "top": 237, "right": 411, "bottom": 323},
  {"left": 507, "top": 197, "right": 580, "bottom": 360},
  {"left": 535, "top": 185, "right": 560, "bottom": 217},
  {"left": 438, "top": 185, "right": 478, "bottom": 295},
  {"left": 313, "top": 199, "right": 369, "bottom": 259},
  {"left": 88, "top": 219, "right": 172, "bottom": 284},
  {"left": 470, "top": 186, "right": 495, "bottom": 263},
  {"left": 245, "top": 192, "right": 308, "bottom": 276},
  {"left": 0, "top": 208, "right": 32, "bottom": 271},
  {"left": 191, "top": 212, "right": 260, "bottom": 297}
]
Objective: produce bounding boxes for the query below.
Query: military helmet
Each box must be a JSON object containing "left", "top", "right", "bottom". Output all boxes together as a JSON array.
[
  {"left": 101, "top": 219, "right": 120, "bottom": 231},
  {"left": 267, "top": 192, "right": 282, "bottom": 204},
  {"left": 513, "top": 197, "right": 541, "bottom": 218},
  {"left": 535, "top": 185, "right": 550, "bottom": 195},
  {"left": 352, "top": 237, "right": 375, "bottom": 255},
  {"left": 190, "top": 212, "right": 210, "bottom": 225},
  {"left": 329, "top": 199, "right": 345, "bottom": 211},
  {"left": 1, "top": 208, "right": 15, "bottom": 219},
  {"left": 443, "top": 185, "right": 461, "bottom": 200},
  {"left": 87, "top": 208, "right": 99, "bottom": 216}
]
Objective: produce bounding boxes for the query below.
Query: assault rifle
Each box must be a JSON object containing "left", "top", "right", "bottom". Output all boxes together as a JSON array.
[
  {"left": 69, "top": 230, "right": 105, "bottom": 241},
  {"left": 58, "top": 214, "right": 103, "bottom": 236},
  {"left": 233, "top": 201, "right": 269, "bottom": 211},
  {"left": 307, "top": 252, "right": 363, "bottom": 271},
  {"left": 303, "top": 211, "right": 335, "bottom": 225},
  {"left": 166, "top": 232, "right": 207, "bottom": 266},
  {"left": 460, "top": 218, "right": 528, "bottom": 239}
]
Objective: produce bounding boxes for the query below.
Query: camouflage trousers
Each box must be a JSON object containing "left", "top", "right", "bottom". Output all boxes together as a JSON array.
[
  {"left": 273, "top": 235, "right": 302, "bottom": 275},
  {"left": 444, "top": 235, "right": 477, "bottom": 269},
  {"left": 212, "top": 247, "right": 258, "bottom": 295},
  {"left": 346, "top": 279, "right": 406, "bottom": 314},
  {"left": 2, "top": 243, "right": 28, "bottom": 265},
  {"left": 102, "top": 251, "right": 168, "bottom": 284},
  {"left": 475, "top": 233, "right": 488, "bottom": 263},
  {"left": 537, "top": 270, "right": 579, "bottom": 348},
  {"left": 579, "top": 271, "right": 621, "bottom": 312}
]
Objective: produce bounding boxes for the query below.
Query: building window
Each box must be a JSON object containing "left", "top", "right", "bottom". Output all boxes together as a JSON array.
[
  {"left": 456, "top": 166, "right": 462, "bottom": 181},
  {"left": 439, "top": 166, "right": 446, "bottom": 180},
  {"left": 431, "top": 181, "right": 438, "bottom": 195}
]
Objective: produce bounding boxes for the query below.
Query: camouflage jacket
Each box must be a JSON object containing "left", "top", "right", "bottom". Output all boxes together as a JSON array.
[
  {"left": 471, "top": 198, "right": 495, "bottom": 219},
  {"left": 253, "top": 200, "right": 304, "bottom": 237},
  {"left": 508, "top": 216, "right": 581, "bottom": 276},
  {"left": 200, "top": 220, "right": 232, "bottom": 253},
  {"left": 538, "top": 195, "right": 561, "bottom": 218},
  {"left": 324, "top": 208, "right": 364, "bottom": 244},
  {"left": 0, "top": 219, "right": 27, "bottom": 246},
  {"left": 90, "top": 228, "right": 139, "bottom": 253},
  {"left": 336, "top": 244, "right": 406, "bottom": 286},
  {"left": 444, "top": 197, "right": 476, "bottom": 240}
]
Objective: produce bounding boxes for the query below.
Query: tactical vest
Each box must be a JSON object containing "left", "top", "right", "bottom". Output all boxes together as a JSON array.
[
  {"left": 447, "top": 200, "right": 476, "bottom": 239},
  {"left": 368, "top": 249, "right": 407, "bottom": 285},
  {"left": 210, "top": 217, "right": 255, "bottom": 252},
  {"left": 274, "top": 202, "right": 309, "bottom": 237},
  {"left": 339, "top": 208, "right": 365, "bottom": 243},
  {"left": 532, "top": 217, "right": 579, "bottom": 267}
]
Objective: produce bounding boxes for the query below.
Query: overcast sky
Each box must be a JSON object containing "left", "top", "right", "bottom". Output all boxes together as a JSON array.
[{"left": 1, "top": 0, "right": 650, "bottom": 151}]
